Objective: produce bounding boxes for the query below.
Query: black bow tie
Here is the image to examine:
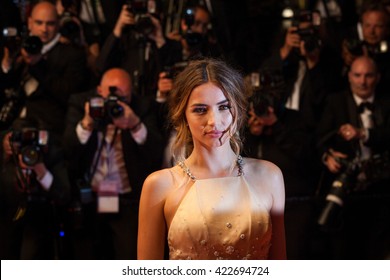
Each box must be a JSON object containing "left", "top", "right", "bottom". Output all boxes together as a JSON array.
[{"left": 358, "top": 102, "right": 374, "bottom": 113}]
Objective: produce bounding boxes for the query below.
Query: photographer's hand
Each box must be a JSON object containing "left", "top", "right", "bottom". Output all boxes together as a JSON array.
[
  {"left": 2, "top": 132, "right": 13, "bottom": 159},
  {"left": 325, "top": 148, "right": 348, "bottom": 173},
  {"left": 339, "top": 123, "right": 365, "bottom": 141},
  {"left": 247, "top": 106, "right": 277, "bottom": 136},
  {"left": 157, "top": 72, "right": 173, "bottom": 102},
  {"left": 280, "top": 27, "right": 300, "bottom": 60},
  {"left": 21, "top": 48, "right": 42, "bottom": 65},
  {"left": 19, "top": 159, "right": 47, "bottom": 181},
  {"left": 113, "top": 4, "right": 136, "bottom": 38},
  {"left": 147, "top": 15, "right": 166, "bottom": 48},
  {"left": 18, "top": 156, "right": 51, "bottom": 188},
  {"left": 166, "top": 30, "right": 182, "bottom": 41},
  {"left": 113, "top": 100, "right": 141, "bottom": 131},
  {"left": 1, "top": 47, "right": 13, "bottom": 72},
  {"left": 341, "top": 39, "right": 357, "bottom": 67},
  {"left": 80, "top": 101, "right": 94, "bottom": 131}
]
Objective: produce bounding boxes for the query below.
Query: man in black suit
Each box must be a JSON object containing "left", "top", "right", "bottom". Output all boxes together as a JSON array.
[
  {"left": 0, "top": 117, "right": 71, "bottom": 259},
  {"left": 63, "top": 67, "right": 164, "bottom": 259},
  {"left": 262, "top": 8, "right": 344, "bottom": 130},
  {"left": 317, "top": 56, "right": 390, "bottom": 259},
  {"left": 243, "top": 84, "right": 319, "bottom": 259},
  {"left": 0, "top": 1, "right": 88, "bottom": 134}
]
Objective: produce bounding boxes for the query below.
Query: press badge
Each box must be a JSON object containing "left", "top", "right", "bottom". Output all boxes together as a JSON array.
[{"left": 97, "top": 180, "right": 119, "bottom": 213}]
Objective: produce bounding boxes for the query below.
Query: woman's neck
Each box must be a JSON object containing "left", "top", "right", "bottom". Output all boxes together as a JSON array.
[{"left": 186, "top": 146, "right": 238, "bottom": 179}]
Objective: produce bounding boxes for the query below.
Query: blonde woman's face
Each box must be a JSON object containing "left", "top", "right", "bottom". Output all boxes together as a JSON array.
[{"left": 185, "top": 82, "right": 233, "bottom": 149}]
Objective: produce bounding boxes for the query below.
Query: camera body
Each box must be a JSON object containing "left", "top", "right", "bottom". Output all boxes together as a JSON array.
[
  {"left": 126, "top": 0, "right": 155, "bottom": 36},
  {"left": 292, "top": 10, "right": 322, "bottom": 53},
  {"left": 2, "top": 27, "right": 43, "bottom": 56},
  {"left": 59, "top": 11, "right": 81, "bottom": 45},
  {"left": 10, "top": 127, "right": 49, "bottom": 166},
  {"left": 249, "top": 70, "right": 285, "bottom": 117},
  {"left": 182, "top": 7, "right": 205, "bottom": 47},
  {"left": 89, "top": 86, "right": 125, "bottom": 124},
  {"left": 345, "top": 37, "right": 389, "bottom": 58}
]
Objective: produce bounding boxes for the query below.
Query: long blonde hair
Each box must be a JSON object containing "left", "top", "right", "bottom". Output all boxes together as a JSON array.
[{"left": 168, "top": 58, "right": 249, "bottom": 162}]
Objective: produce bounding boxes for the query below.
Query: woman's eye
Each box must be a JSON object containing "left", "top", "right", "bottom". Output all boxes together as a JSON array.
[
  {"left": 193, "top": 107, "right": 207, "bottom": 114},
  {"left": 219, "top": 104, "right": 231, "bottom": 111}
]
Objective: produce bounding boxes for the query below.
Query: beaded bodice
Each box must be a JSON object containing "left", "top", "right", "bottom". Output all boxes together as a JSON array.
[{"left": 168, "top": 159, "right": 272, "bottom": 260}]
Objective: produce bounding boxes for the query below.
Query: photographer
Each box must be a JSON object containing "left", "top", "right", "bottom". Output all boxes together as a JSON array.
[
  {"left": 95, "top": 0, "right": 182, "bottom": 96},
  {"left": 262, "top": 9, "right": 335, "bottom": 130},
  {"left": 0, "top": 1, "right": 88, "bottom": 135},
  {"left": 243, "top": 71, "right": 319, "bottom": 259},
  {"left": 316, "top": 56, "right": 390, "bottom": 259},
  {"left": 0, "top": 117, "right": 71, "bottom": 259},
  {"left": 340, "top": 2, "right": 390, "bottom": 98},
  {"left": 167, "top": 4, "right": 224, "bottom": 60},
  {"left": 63, "top": 67, "right": 164, "bottom": 259}
]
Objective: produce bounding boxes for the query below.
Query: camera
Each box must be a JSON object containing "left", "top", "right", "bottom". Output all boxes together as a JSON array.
[
  {"left": 183, "top": 7, "right": 205, "bottom": 47},
  {"left": 361, "top": 152, "right": 390, "bottom": 185},
  {"left": 345, "top": 37, "right": 389, "bottom": 58},
  {"left": 22, "top": 36, "right": 43, "bottom": 55},
  {"left": 89, "top": 86, "right": 125, "bottom": 123},
  {"left": 126, "top": 0, "right": 156, "bottom": 36},
  {"left": 10, "top": 127, "right": 49, "bottom": 166},
  {"left": 292, "top": 10, "right": 322, "bottom": 53},
  {"left": 318, "top": 156, "right": 360, "bottom": 228},
  {"left": 249, "top": 70, "right": 285, "bottom": 117},
  {"left": 2, "top": 27, "right": 43, "bottom": 56},
  {"left": 59, "top": 12, "right": 81, "bottom": 45}
]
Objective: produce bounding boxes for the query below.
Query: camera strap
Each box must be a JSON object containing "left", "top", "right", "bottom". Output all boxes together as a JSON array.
[
  {"left": 10, "top": 139, "right": 30, "bottom": 192},
  {"left": 86, "top": 129, "right": 106, "bottom": 185},
  {"left": 10, "top": 139, "right": 30, "bottom": 221}
]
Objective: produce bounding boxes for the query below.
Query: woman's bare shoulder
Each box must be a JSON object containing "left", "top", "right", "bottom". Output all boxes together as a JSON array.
[
  {"left": 243, "top": 157, "right": 285, "bottom": 205},
  {"left": 243, "top": 157, "right": 283, "bottom": 177},
  {"left": 243, "top": 157, "right": 284, "bottom": 191},
  {"left": 142, "top": 166, "right": 184, "bottom": 196}
]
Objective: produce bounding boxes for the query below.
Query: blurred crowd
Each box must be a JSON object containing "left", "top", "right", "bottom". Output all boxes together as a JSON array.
[{"left": 1, "top": 0, "right": 390, "bottom": 260}]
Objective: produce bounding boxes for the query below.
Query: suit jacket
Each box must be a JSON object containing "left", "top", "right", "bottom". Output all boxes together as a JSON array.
[
  {"left": 0, "top": 41, "right": 88, "bottom": 135},
  {"left": 261, "top": 50, "right": 330, "bottom": 129},
  {"left": 316, "top": 90, "right": 390, "bottom": 159},
  {"left": 0, "top": 131, "right": 71, "bottom": 221},
  {"left": 243, "top": 108, "right": 319, "bottom": 197},
  {"left": 63, "top": 90, "right": 164, "bottom": 201},
  {"left": 96, "top": 31, "right": 182, "bottom": 96}
]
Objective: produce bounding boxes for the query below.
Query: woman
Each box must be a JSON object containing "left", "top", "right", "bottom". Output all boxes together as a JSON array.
[{"left": 138, "top": 58, "right": 286, "bottom": 260}]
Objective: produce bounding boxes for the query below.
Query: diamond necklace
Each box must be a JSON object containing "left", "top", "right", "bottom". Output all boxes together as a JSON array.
[{"left": 178, "top": 155, "right": 244, "bottom": 181}]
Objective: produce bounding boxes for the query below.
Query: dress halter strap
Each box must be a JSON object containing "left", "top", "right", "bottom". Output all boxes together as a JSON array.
[{"left": 178, "top": 155, "right": 244, "bottom": 181}]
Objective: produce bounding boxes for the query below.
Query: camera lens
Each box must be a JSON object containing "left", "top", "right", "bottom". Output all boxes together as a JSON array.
[
  {"left": 23, "top": 36, "right": 43, "bottom": 55},
  {"left": 21, "top": 145, "right": 40, "bottom": 166},
  {"left": 135, "top": 15, "right": 154, "bottom": 36},
  {"left": 108, "top": 104, "right": 124, "bottom": 119}
]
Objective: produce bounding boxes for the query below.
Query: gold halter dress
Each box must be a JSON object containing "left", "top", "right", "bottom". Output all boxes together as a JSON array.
[{"left": 168, "top": 157, "right": 272, "bottom": 260}]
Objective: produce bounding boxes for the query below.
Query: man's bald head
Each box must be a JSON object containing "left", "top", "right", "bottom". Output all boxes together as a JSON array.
[
  {"left": 28, "top": 1, "right": 59, "bottom": 44},
  {"left": 98, "top": 68, "right": 133, "bottom": 102},
  {"left": 348, "top": 56, "right": 380, "bottom": 99}
]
